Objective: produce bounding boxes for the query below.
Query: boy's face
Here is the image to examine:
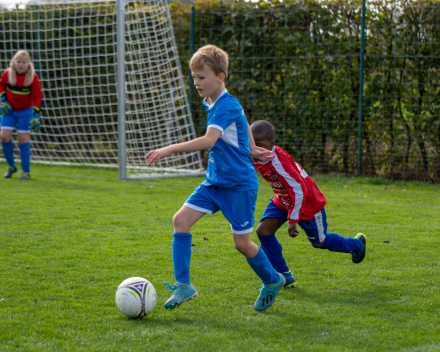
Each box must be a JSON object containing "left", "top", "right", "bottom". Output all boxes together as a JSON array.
[
  {"left": 15, "top": 55, "right": 30, "bottom": 74},
  {"left": 191, "top": 65, "right": 225, "bottom": 100},
  {"left": 253, "top": 133, "right": 275, "bottom": 151}
]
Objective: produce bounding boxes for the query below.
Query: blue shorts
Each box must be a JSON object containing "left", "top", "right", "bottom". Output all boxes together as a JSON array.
[
  {"left": 184, "top": 184, "right": 257, "bottom": 234},
  {"left": 260, "top": 199, "right": 327, "bottom": 244},
  {"left": 1, "top": 107, "right": 33, "bottom": 133}
]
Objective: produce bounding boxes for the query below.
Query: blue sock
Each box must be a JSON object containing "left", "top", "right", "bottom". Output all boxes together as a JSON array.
[
  {"left": 1, "top": 140, "right": 15, "bottom": 167},
  {"left": 258, "top": 234, "right": 290, "bottom": 274},
  {"left": 321, "top": 232, "right": 361, "bottom": 253},
  {"left": 172, "top": 232, "right": 192, "bottom": 285},
  {"left": 246, "top": 247, "right": 280, "bottom": 284},
  {"left": 19, "top": 142, "right": 31, "bottom": 173}
]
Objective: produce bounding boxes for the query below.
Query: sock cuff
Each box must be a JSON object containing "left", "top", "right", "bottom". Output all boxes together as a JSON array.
[
  {"left": 246, "top": 247, "right": 265, "bottom": 264},
  {"left": 173, "top": 232, "right": 192, "bottom": 242},
  {"left": 18, "top": 142, "right": 30, "bottom": 148},
  {"left": 1, "top": 140, "right": 13, "bottom": 147}
]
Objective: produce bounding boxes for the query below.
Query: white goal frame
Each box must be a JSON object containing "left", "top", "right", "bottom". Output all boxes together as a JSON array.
[{"left": 0, "top": 0, "right": 204, "bottom": 179}]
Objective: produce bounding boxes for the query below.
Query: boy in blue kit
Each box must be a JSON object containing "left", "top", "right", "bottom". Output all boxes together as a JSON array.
[
  {"left": 250, "top": 120, "right": 366, "bottom": 286},
  {"left": 145, "top": 45, "right": 285, "bottom": 312}
]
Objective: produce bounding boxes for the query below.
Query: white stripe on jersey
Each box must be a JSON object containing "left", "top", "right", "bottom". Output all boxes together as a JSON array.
[
  {"left": 220, "top": 122, "right": 239, "bottom": 147},
  {"left": 208, "top": 122, "right": 239, "bottom": 147},
  {"left": 272, "top": 154, "right": 304, "bottom": 221}
]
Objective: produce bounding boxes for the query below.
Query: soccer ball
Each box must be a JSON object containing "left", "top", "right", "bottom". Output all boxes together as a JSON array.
[{"left": 115, "top": 277, "right": 157, "bottom": 318}]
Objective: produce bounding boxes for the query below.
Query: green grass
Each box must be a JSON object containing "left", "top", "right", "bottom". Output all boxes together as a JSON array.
[{"left": 0, "top": 162, "right": 439, "bottom": 351}]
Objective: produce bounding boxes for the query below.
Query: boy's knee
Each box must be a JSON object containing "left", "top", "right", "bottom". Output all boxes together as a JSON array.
[
  {"left": 234, "top": 240, "right": 255, "bottom": 256},
  {"left": 234, "top": 241, "right": 246, "bottom": 254},
  {"left": 255, "top": 224, "right": 271, "bottom": 237},
  {"left": 172, "top": 212, "right": 186, "bottom": 229}
]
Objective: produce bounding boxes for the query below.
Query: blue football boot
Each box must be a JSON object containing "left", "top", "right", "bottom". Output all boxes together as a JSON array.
[
  {"left": 19, "top": 172, "right": 30, "bottom": 180},
  {"left": 164, "top": 282, "right": 198, "bottom": 310},
  {"left": 254, "top": 273, "right": 285, "bottom": 311},
  {"left": 4, "top": 165, "right": 17, "bottom": 178},
  {"left": 282, "top": 271, "right": 298, "bottom": 288},
  {"left": 352, "top": 233, "right": 367, "bottom": 264}
]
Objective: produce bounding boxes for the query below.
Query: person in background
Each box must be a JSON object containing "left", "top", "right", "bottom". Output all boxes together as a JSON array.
[{"left": 1, "top": 50, "right": 42, "bottom": 180}]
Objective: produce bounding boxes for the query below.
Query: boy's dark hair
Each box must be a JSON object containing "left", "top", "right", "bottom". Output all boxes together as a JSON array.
[{"left": 250, "top": 120, "right": 275, "bottom": 141}]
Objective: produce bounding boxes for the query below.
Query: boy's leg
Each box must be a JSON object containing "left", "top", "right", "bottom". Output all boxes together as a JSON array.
[
  {"left": 234, "top": 233, "right": 285, "bottom": 311},
  {"left": 220, "top": 189, "right": 284, "bottom": 311},
  {"left": 300, "top": 208, "right": 366, "bottom": 263},
  {"left": 164, "top": 187, "right": 214, "bottom": 310},
  {"left": 256, "top": 200, "right": 297, "bottom": 287}
]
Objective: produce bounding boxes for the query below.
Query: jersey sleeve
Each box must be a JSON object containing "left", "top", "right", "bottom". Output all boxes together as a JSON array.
[
  {"left": 276, "top": 151, "right": 308, "bottom": 223},
  {"left": 207, "top": 100, "right": 242, "bottom": 134},
  {"left": 31, "top": 74, "right": 42, "bottom": 111}
]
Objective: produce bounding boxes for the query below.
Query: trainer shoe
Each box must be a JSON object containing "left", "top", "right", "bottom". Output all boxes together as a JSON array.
[
  {"left": 4, "top": 165, "right": 17, "bottom": 178},
  {"left": 19, "top": 172, "right": 30, "bottom": 180},
  {"left": 254, "top": 272, "right": 285, "bottom": 311},
  {"left": 352, "top": 233, "right": 367, "bottom": 264},
  {"left": 282, "top": 271, "right": 298, "bottom": 288},
  {"left": 164, "top": 282, "right": 198, "bottom": 310}
]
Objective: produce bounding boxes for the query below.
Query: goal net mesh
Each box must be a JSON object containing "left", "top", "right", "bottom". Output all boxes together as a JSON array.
[{"left": 0, "top": 0, "right": 203, "bottom": 178}]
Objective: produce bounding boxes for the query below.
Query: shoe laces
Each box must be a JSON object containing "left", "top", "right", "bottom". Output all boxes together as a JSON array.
[
  {"left": 164, "top": 282, "right": 188, "bottom": 294},
  {"left": 164, "top": 282, "right": 177, "bottom": 291},
  {"left": 258, "top": 286, "right": 277, "bottom": 298}
]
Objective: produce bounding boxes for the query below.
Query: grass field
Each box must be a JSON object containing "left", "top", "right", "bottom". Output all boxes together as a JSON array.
[{"left": 0, "top": 161, "right": 439, "bottom": 352}]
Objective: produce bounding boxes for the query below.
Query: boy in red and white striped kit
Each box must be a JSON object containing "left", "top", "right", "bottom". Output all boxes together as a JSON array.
[{"left": 250, "top": 120, "right": 366, "bottom": 287}]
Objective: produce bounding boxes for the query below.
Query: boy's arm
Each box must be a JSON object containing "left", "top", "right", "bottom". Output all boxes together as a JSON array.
[
  {"left": 248, "top": 124, "right": 274, "bottom": 161},
  {"left": 145, "top": 128, "right": 221, "bottom": 165},
  {"left": 275, "top": 153, "right": 308, "bottom": 225}
]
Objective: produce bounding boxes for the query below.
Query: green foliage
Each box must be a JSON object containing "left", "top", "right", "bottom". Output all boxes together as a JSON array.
[
  {"left": 0, "top": 162, "right": 439, "bottom": 351},
  {"left": 171, "top": 0, "right": 440, "bottom": 181}
]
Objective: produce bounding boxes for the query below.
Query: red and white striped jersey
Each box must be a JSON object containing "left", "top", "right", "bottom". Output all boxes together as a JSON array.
[
  {"left": 0, "top": 69, "right": 42, "bottom": 112},
  {"left": 254, "top": 146, "right": 326, "bottom": 223}
]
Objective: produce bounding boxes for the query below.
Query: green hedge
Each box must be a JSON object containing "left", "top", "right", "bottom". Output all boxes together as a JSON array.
[{"left": 171, "top": 0, "right": 440, "bottom": 182}]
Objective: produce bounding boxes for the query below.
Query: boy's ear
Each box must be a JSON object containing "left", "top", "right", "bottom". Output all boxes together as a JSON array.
[{"left": 218, "top": 72, "right": 226, "bottom": 82}]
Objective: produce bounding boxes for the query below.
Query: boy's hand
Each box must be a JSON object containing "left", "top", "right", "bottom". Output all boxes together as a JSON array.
[
  {"left": 287, "top": 223, "right": 300, "bottom": 238},
  {"left": 250, "top": 146, "right": 274, "bottom": 161},
  {"left": 145, "top": 146, "right": 173, "bottom": 165}
]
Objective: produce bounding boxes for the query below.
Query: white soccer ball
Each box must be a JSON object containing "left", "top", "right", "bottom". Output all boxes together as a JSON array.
[{"left": 115, "top": 277, "right": 157, "bottom": 318}]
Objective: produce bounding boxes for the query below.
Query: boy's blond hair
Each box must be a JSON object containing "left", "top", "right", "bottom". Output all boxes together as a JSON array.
[
  {"left": 190, "top": 45, "right": 228, "bottom": 79},
  {"left": 9, "top": 50, "right": 35, "bottom": 87}
]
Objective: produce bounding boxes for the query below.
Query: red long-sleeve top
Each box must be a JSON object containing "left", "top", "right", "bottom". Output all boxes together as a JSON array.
[
  {"left": 254, "top": 146, "right": 326, "bottom": 223},
  {"left": 0, "top": 69, "right": 42, "bottom": 112}
]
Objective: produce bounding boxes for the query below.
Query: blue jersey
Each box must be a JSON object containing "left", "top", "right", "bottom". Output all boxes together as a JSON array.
[{"left": 201, "top": 89, "right": 259, "bottom": 191}]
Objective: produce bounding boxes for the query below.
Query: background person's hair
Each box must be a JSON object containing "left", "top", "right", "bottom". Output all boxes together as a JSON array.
[{"left": 8, "top": 50, "right": 35, "bottom": 86}]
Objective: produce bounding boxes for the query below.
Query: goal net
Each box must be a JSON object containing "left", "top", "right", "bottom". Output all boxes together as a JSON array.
[{"left": 0, "top": 0, "right": 204, "bottom": 178}]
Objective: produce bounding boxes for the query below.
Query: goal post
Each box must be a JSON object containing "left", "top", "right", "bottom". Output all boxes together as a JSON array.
[{"left": 0, "top": 0, "right": 204, "bottom": 179}]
